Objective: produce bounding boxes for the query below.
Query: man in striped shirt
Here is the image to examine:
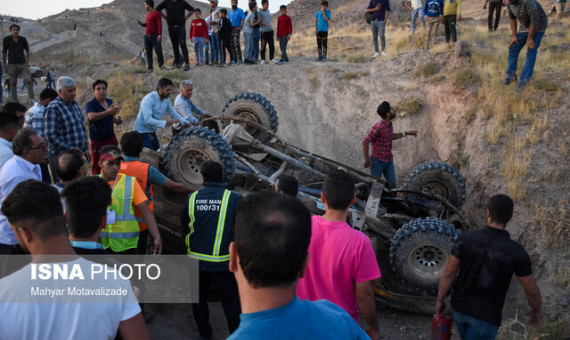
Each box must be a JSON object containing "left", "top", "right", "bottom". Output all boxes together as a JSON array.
[
  {"left": 44, "top": 76, "right": 90, "bottom": 182},
  {"left": 23, "top": 87, "right": 57, "bottom": 183},
  {"left": 24, "top": 88, "right": 58, "bottom": 136},
  {"left": 362, "top": 101, "right": 417, "bottom": 188},
  {"left": 504, "top": 0, "right": 548, "bottom": 90}
]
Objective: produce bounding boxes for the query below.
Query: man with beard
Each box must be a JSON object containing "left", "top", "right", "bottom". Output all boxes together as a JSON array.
[
  {"left": 133, "top": 78, "right": 189, "bottom": 151},
  {"left": 361, "top": 101, "right": 417, "bottom": 188},
  {"left": 137, "top": 0, "right": 165, "bottom": 72},
  {"left": 228, "top": 0, "right": 246, "bottom": 64}
]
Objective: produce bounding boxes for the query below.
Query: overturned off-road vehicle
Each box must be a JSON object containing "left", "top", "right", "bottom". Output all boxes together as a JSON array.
[{"left": 141, "top": 92, "right": 474, "bottom": 314}]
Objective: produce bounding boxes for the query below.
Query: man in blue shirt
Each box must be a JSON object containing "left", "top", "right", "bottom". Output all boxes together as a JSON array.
[
  {"left": 228, "top": 191, "right": 371, "bottom": 340},
  {"left": 181, "top": 161, "right": 241, "bottom": 340},
  {"left": 424, "top": 0, "right": 444, "bottom": 49},
  {"left": 228, "top": 0, "right": 246, "bottom": 64},
  {"left": 133, "top": 78, "right": 189, "bottom": 151},
  {"left": 173, "top": 80, "right": 211, "bottom": 135},
  {"left": 315, "top": 1, "right": 331, "bottom": 61},
  {"left": 367, "top": 0, "right": 391, "bottom": 58}
]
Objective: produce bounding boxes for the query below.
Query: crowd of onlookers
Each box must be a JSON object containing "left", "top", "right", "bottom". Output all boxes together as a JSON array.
[{"left": 138, "top": 0, "right": 294, "bottom": 69}]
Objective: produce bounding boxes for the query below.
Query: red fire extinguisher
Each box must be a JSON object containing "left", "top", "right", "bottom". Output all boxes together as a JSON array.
[{"left": 431, "top": 313, "right": 452, "bottom": 340}]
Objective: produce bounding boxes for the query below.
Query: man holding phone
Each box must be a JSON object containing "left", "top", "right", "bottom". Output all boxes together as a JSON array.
[{"left": 85, "top": 79, "right": 123, "bottom": 175}]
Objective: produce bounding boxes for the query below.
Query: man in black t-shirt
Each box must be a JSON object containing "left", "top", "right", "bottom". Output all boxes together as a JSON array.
[
  {"left": 436, "top": 194, "right": 541, "bottom": 340},
  {"left": 2, "top": 24, "right": 33, "bottom": 102},
  {"left": 156, "top": 0, "right": 195, "bottom": 71}
]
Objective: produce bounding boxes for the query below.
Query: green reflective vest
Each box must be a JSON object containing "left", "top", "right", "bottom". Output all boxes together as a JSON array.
[
  {"left": 100, "top": 174, "right": 140, "bottom": 252},
  {"left": 185, "top": 189, "right": 232, "bottom": 262}
]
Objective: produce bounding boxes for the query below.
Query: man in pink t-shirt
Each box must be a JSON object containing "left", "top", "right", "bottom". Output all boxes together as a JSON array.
[{"left": 297, "top": 170, "right": 381, "bottom": 340}]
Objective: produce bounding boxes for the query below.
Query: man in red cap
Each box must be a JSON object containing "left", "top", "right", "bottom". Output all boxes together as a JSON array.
[{"left": 98, "top": 145, "right": 162, "bottom": 255}]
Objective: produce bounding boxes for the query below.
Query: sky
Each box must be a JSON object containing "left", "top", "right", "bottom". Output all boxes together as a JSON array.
[{"left": 1, "top": 0, "right": 292, "bottom": 20}]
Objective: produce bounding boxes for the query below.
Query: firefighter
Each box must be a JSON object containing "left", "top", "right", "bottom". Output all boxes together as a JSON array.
[{"left": 181, "top": 161, "right": 241, "bottom": 339}]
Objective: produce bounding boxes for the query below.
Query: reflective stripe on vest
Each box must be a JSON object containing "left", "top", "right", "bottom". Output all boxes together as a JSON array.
[
  {"left": 99, "top": 174, "right": 140, "bottom": 252},
  {"left": 120, "top": 161, "right": 153, "bottom": 231},
  {"left": 186, "top": 190, "right": 232, "bottom": 262}
]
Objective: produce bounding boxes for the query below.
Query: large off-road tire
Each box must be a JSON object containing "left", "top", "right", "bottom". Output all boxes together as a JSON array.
[
  {"left": 163, "top": 126, "right": 235, "bottom": 188},
  {"left": 404, "top": 161, "right": 466, "bottom": 209},
  {"left": 389, "top": 217, "right": 460, "bottom": 295},
  {"left": 221, "top": 92, "right": 278, "bottom": 142}
]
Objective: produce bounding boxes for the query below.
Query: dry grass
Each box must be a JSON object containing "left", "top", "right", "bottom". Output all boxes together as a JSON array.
[
  {"left": 498, "top": 314, "right": 568, "bottom": 340},
  {"left": 500, "top": 144, "right": 531, "bottom": 201},
  {"left": 531, "top": 201, "right": 569, "bottom": 249},
  {"left": 414, "top": 61, "right": 439, "bottom": 78},
  {"left": 106, "top": 71, "right": 151, "bottom": 121},
  {"left": 398, "top": 96, "right": 422, "bottom": 115},
  {"left": 339, "top": 71, "right": 369, "bottom": 80},
  {"left": 453, "top": 68, "right": 481, "bottom": 87}
]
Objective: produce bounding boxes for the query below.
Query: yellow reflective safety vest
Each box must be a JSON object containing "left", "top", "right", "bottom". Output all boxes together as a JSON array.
[
  {"left": 185, "top": 189, "right": 232, "bottom": 262},
  {"left": 100, "top": 174, "right": 140, "bottom": 252}
]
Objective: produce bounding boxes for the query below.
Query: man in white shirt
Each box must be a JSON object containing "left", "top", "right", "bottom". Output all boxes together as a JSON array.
[
  {"left": 0, "top": 128, "right": 46, "bottom": 276},
  {"left": 0, "top": 111, "right": 19, "bottom": 170},
  {"left": 173, "top": 79, "right": 211, "bottom": 135},
  {"left": 406, "top": 0, "right": 426, "bottom": 34},
  {"left": 0, "top": 180, "right": 149, "bottom": 339}
]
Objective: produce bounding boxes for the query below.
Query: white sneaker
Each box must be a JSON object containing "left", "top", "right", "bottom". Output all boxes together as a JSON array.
[
  {"left": 371, "top": 52, "right": 380, "bottom": 58},
  {"left": 381, "top": 51, "right": 387, "bottom": 56},
  {"left": 270, "top": 59, "right": 278, "bottom": 64},
  {"left": 260, "top": 60, "right": 266, "bottom": 65}
]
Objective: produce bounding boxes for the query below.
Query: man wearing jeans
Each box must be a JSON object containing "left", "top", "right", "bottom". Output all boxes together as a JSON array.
[
  {"left": 133, "top": 78, "right": 189, "bottom": 151},
  {"left": 209, "top": 0, "right": 222, "bottom": 64},
  {"left": 156, "top": 0, "right": 194, "bottom": 71},
  {"left": 137, "top": 0, "right": 165, "bottom": 72},
  {"left": 406, "top": 0, "right": 426, "bottom": 34},
  {"left": 367, "top": 0, "right": 391, "bottom": 58},
  {"left": 503, "top": 0, "right": 547, "bottom": 90},
  {"left": 362, "top": 101, "right": 417, "bottom": 189}
]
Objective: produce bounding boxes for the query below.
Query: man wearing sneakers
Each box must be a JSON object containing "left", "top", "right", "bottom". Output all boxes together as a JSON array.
[
  {"left": 367, "top": 0, "right": 391, "bottom": 58},
  {"left": 228, "top": 0, "right": 246, "bottom": 64},
  {"left": 503, "top": 0, "right": 547, "bottom": 90},
  {"left": 137, "top": 0, "right": 165, "bottom": 72},
  {"left": 156, "top": 0, "right": 195, "bottom": 71},
  {"left": 259, "top": 0, "right": 277, "bottom": 64}
]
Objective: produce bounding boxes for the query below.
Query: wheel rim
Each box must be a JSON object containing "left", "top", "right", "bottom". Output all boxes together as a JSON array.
[
  {"left": 176, "top": 148, "right": 211, "bottom": 185},
  {"left": 422, "top": 182, "right": 449, "bottom": 200},
  {"left": 407, "top": 244, "right": 448, "bottom": 281},
  {"left": 234, "top": 110, "right": 261, "bottom": 136}
]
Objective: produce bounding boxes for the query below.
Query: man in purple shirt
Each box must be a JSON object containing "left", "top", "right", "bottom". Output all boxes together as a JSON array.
[{"left": 367, "top": 0, "right": 391, "bottom": 58}]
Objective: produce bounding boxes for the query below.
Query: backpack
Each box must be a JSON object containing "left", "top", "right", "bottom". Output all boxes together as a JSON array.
[{"left": 364, "top": 0, "right": 374, "bottom": 25}]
